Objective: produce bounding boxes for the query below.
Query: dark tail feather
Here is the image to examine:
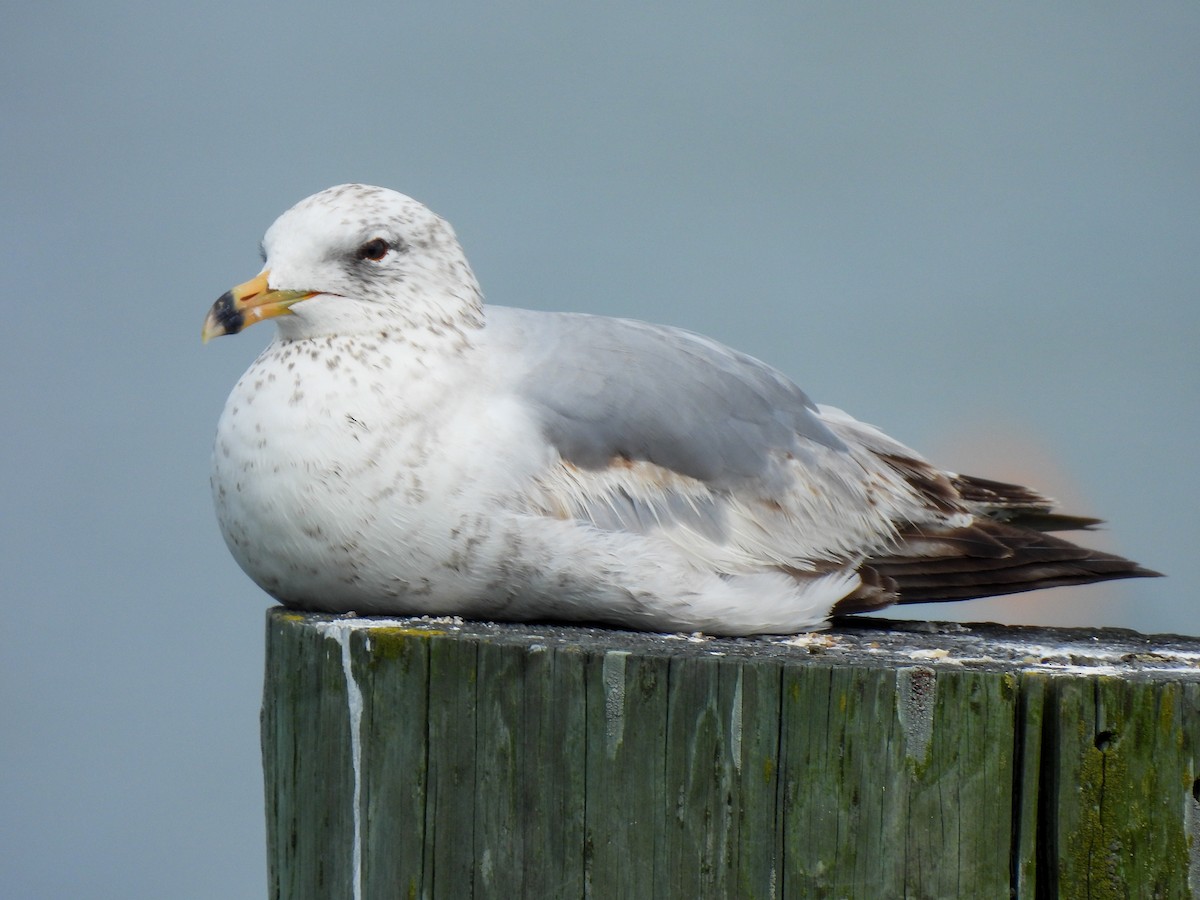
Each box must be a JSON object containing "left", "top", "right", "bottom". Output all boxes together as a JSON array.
[
  {"left": 831, "top": 519, "right": 1160, "bottom": 614},
  {"left": 950, "top": 473, "right": 1105, "bottom": 531},
  {"left": 870, "top": 521, "right": 1160, "bottom": 604}
]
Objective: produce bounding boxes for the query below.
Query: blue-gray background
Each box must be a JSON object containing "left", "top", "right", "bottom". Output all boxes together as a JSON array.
[{"left": 3, "top": 4, "right": 1196, "bottom": 897}]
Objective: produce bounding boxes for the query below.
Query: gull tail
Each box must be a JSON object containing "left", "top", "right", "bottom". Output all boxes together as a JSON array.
[{"left": 831, "top": 474, "right": 1161, "bottom": 614}]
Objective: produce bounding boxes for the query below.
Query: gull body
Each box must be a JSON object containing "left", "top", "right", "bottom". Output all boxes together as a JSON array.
[{"left": 205, "top": 184, "right": 1156, "bottom": 635}]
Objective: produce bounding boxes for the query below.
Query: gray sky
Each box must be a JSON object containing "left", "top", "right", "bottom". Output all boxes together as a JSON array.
[{"left": 3, "top": 3, "right": 1197, "bottom": 897}]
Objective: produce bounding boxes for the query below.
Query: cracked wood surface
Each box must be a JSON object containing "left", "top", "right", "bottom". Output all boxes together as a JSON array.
[{"left": 261, "top": 609, "right": 1200, "bottom": 899}]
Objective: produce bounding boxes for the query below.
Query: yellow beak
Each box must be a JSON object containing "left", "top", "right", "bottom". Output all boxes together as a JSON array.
[{"left": 202, "top": 270, "right": 316, "bottom": 343}]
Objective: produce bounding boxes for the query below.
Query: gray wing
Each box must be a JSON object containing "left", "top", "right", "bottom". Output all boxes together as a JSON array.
[
  {"left": 485, "top": 306, "right": 847, "bottom": 494},
  {"left": 478, "top": 307, "right": 1158, "bottom": 606},
  {"left": 480, "top": 306, "right": 898, "bottom": 563}
]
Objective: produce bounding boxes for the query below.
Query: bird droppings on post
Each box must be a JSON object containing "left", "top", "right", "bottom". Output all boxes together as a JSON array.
[
  {"left": 908, "top": 647, "right": 955, "bottom": 663},
  {"left": 896, "top": 666, "right": 937, "bottom": 765},
  {"left": 602, "top": 650, "right": 629, "bottom": 759},
  {"left": 312, "top": 619, "right": 365, "bottom": 900},
  {"left": 729, "top": 668, "right": 744, "bottom": 777}
]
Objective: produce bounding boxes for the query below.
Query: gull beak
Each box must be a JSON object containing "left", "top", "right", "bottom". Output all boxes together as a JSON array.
[{"left": 202, "top": 270, "right": 316, "bottom": 342}]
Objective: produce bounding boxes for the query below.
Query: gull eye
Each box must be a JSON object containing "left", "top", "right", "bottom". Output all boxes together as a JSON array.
[{"left": 355, "top": 238, "right": 390, "bottom": 261}]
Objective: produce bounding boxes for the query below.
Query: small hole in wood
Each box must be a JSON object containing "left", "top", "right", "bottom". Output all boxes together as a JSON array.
[
  {"left": 1094, "top": 730, "right": 1115, "bottom": 751},
  {"left": 1192, "top": 778, "right": 1200, "bottom": 804}
]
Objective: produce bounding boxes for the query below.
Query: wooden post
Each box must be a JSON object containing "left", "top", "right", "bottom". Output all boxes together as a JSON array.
[{"left": 261, "top": 608, "right": 1200, "bottom": 899}]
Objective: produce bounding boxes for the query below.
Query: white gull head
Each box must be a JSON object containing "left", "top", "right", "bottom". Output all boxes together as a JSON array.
[{"left": 207, "top": 184, "right": 484, "bottom": 343}]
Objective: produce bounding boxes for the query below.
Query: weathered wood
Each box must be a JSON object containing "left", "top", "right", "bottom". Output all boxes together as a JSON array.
[{"left": 261, "top": 609, "right": 1200, "bottom": 899}]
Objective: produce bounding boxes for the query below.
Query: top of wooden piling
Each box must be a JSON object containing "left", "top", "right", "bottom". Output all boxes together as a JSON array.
[{"left": 272, "top": 608, "right": 1200, "bottom": 682}]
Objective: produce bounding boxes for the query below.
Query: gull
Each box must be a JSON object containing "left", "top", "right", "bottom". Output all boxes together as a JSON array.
[{"left": 202, "top": 184, "right": 1157, "bottom": 635}]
